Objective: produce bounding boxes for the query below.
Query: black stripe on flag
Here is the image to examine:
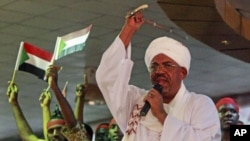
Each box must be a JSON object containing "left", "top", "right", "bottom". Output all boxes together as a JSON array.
[{"left": 19, "top": 63, "right": 45, "bottom": 79}]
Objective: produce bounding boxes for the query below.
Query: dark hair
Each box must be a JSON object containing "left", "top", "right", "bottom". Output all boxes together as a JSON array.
[
  {"left": 51, "top": 104, "right": 64, "bottom": 120},
  {"left": 84, "top": 123, "right": 93, "bottom": 140}
]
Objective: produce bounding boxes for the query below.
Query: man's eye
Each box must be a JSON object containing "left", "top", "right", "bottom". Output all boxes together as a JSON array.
[
  {"left": 150, "top": 65, "right": 157, "bottom": 70},
  {"left": 48, "top": 129, "right": 53, "bottom": 134},
  {"left": 231, "top": 110, "right": 237, "bottom": 113},
  {"left": 150, "top": 65, "right": 155, "bottom": 68},
  {"left": 163, "top": 63, "right": 177, "bottom": 68}
]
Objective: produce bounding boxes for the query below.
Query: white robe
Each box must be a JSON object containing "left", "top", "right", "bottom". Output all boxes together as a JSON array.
[{"left": 96, "top": 37, "right": 221, "bottom": 141}]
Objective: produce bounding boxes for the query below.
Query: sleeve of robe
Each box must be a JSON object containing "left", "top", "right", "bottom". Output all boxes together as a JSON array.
[
  {"left": 96, "top": 36, "right": 145, "bottom": 133},
  {"left": 161, "top": 95, "right": 221, "bottom": 141}
]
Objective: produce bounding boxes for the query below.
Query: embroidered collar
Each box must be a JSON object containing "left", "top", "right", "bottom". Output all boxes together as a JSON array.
[{"left": 163, "top": 82, "right": 186, "bottom": 114}]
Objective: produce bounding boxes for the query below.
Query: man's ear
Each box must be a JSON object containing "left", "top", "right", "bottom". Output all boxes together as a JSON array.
[
  {"left": 237, "top": 114, "right": 240, "bottom": 121},
  {"left": 180, "top": 67, "right": 188, "bottom": 79}
]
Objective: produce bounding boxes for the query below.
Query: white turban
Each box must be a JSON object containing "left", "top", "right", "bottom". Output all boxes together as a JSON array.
[{"left": 144, "top": 36, "right": 191, "bottom": 73}]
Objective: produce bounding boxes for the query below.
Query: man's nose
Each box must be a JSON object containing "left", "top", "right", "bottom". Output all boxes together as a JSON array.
[
  {"left": 114, "top": 126, "right": 119, "bottom": 132},
  {"left": 225, "top": 110, "right": 233, "bottom": 116},
  {"left": 155, "top": 65, "right": 165, "bottom": 73},
  {"left": 53, "top": 129, "right": 59, "bottom": 135}
]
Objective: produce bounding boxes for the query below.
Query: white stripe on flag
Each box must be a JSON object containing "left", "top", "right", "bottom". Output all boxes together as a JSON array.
[
  {"left": 26, "top": 53, "right": 51, "bottom": 70},
  {"left": 63, "top": 32, "right": 90, "bottom": 50}
]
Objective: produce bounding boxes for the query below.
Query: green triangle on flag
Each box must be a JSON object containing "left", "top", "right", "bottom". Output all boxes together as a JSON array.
[
  {"left": 58, "top": 39, "right": 66, "bottom": 57},
  {"left": 19, "top": 47, "right": 29, "bottom": 65}
]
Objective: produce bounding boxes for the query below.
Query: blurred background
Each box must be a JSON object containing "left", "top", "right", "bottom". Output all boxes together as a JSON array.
[{"left": 0, "top": 0, "right": 250, "bottom": 140}]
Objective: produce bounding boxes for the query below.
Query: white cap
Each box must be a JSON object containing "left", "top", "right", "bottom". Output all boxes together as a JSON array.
[{"left": 144, "top": 36, "right": 191, "bottom": 73}]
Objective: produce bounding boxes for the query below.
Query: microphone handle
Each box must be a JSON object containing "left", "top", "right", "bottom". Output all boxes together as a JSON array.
[
  {"left": 140, "top": 84, "right": 162, "bottom": 116},
  {"left": 140, "top": 101, "right": 151, "bottom": 116}
]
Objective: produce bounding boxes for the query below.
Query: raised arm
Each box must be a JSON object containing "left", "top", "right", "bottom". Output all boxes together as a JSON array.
[
  {"left": 119, "top": 7, "right": 145, "bottom": 48},
  {"left": 6, "top": 82, "right": 42, "bottom": 141},
  {"left": 74, "top": 74, "right": 88, "bottom": 125},
  {"left": 39, "top": 90, "right": 52, "bottom": 140},
  {"left": 46, "top": 65, "right": 77, "bottom": 129}
]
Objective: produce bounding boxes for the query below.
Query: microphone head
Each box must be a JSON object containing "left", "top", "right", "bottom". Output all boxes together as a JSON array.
[{"left": 153, "top": 84, "right": 162, "bottom": 93}]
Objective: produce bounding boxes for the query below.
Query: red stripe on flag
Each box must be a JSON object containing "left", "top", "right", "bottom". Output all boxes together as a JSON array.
[{"left": 23, "top": 42, "right": 53, "bottom": 61}]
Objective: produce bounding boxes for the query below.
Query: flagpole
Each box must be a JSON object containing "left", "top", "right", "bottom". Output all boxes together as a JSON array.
[
  {"left": 62, "top": 81, "right": 68, "bottom": 97},
  {"left": 53, "top": 37, "right": 61, "bottom": 62},
  {"left": 11, "top": 42, "right": 24, "bottom": 83},
  {"left": 83, "top": 73, "right": 87, "bottom": 84},
  {"left": 45, "top": 37, "right": 62, "bottom": 92},
  {"left": 10, "top": 70, "right": 17, "bottom": 84}
]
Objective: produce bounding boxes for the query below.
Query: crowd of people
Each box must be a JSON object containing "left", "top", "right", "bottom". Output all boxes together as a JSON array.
[
  {"left": 7, "top": 65, "right": 124, "bottom": 141},
  {"left": 5, "top": 4, "right": 247, "bottom": 141},
  {"left": 94, "top": 118, "right": 123, "bottom": 141}
]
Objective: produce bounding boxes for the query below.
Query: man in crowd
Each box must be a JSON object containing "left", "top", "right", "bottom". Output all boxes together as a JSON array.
[
  {"left": 74, "top": 75, "right": 94, "bottom": 140},
  {"left": 46, "top": 65, "right": 89, "bottom": 141},
  {"left": 7, "top": 82, "right": 67, "bottom": 141},
  {"left": 216, "top": 97, "right": 240, "bottom": 141},
  {"left": 108, "top": 118, "right": 123, "bottom": 141},
  {"left": 95, "top": 123, "right": 109, "bottom": 141}
]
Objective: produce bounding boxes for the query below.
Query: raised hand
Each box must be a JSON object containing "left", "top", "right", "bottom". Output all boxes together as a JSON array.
[
  {"left": 120, "top": 4, "right": 147, "bottom": 47},
  {"left": 76, "top": 74, "right": 88, "bottom": 97},
  {"left": 6, "top": 81, "right": 19, "bottom": 104},
  {"left": 125, "top": 4, "right": 147, "bottom": 30},
  {"left": 39, "top": 90, "right": 52, "bottom": 108},
  {"left": 75, "top": 84, "right": 87, "bottom": 98},
  {"left": 45, "top": 65, "right": 61, "bottom": 88}
]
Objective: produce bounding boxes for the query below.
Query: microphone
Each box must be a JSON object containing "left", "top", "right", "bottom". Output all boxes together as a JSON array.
[{"left": 140, "top": 84, "right": 162, "bottom": 116}]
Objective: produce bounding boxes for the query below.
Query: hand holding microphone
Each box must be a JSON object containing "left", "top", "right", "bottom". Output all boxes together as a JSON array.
[{"left": 140, "top": 84, "right": 162, "bottom": 116}]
